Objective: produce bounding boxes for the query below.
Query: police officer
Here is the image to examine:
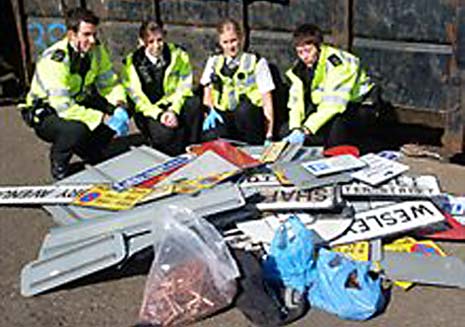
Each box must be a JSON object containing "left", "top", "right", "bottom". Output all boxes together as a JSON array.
[
  {"left": 200, "top": 18, "right": 275, "bottom": 145},
  {"left": 122, "top": 21, "right": 202, "bottom": 156},
  {"left": 20, "top": 7, "right": 129, "bottom": 180},
  {"left": 282, "top": 23, "right": 379, "bottom": 148}
]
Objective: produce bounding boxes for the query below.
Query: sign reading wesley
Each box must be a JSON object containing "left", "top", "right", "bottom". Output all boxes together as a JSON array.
[{"left": 331, "top": 200, "right": 445, "bottom": 245}]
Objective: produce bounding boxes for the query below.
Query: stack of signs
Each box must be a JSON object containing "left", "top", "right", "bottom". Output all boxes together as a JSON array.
[{"left": 351, "top": 153, "right": 409, "bottom": 186}]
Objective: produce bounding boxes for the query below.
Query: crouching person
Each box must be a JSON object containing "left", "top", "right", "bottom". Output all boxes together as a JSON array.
[
  {"left": 200, "top": 18, "right": 275, "bottom": 145},
  {"left": 20, "top": 7, "right": 130, "bottom": 180},
  {"left": 281, "top": 23, "right": 381, "bottom": 149},
  {"left": 122, "top": 21, "right": 202, "bottom": 156}
]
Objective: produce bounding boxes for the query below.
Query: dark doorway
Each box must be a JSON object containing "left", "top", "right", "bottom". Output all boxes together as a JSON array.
[{"left": 0, "top": 0, "right": 24, "bottom": 103}]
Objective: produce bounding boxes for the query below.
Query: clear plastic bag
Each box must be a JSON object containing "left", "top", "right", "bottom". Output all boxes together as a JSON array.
[{"left": 138, "top": 206, "right": 239, "bottom": 326}]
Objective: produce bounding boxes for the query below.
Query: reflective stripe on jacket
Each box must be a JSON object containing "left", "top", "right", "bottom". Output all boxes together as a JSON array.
[
  {"left": 210, "top": 52, "right": 263, "bottom": 111},
  {"left": 121, "top": 43, "right": 193, "bottom": 120},
  {"left": 286, "top": 45, "right": 373, "bottom": 133},
  {"left": 25, "top": 38, "right": 125, "bottom": 130}
]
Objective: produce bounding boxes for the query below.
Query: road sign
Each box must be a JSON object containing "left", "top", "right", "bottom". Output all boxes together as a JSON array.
[
  {"left": 111, "top": 154, "right": 193, "bottom": 191},
  {"left": 351, "top": 153, "right": 409, "bottom": 185},
  {"left": 239, "top": 173, "right": 281, "bottom": 188},
  {"left": 72, "top": 185, "right": 153, "bottom": 211},
  {"left": 302, "top": 154, "right": 366, "bottom": 177},
  {"left": 255, "top": 186, "right": 341, "bottom": 211},
  {"left": 331, "top": 200, "right": 445, "bottom": 245},
  {"left": 236, "top": 212, "right": 353, "bottom": 244},
  {"left": 0, "top": 184, "right": 92, "bottom": 205}
]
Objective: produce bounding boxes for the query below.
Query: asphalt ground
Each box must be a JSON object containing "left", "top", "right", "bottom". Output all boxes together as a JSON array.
[{"left": 1, "top": 105, "right": 465, "bottom": 326}]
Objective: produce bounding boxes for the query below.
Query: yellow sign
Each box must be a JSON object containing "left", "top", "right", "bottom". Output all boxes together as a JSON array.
[
  {"left": 332, "top": 241, "right": 370, "bottom": 261},
  {"left": 172, "top": 170, "right": 238, "bottom": 194},
  {"left": 72, "top": 184, "right": 153, "bottom": 211}
]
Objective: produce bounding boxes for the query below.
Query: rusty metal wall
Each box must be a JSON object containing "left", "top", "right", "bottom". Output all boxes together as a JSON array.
[{"left": 19, "top": 0, "right": 465, "bottom": 150}]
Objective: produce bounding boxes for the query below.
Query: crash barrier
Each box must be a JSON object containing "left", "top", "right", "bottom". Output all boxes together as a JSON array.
[{"left": 4, "top": 139, "right": 465, "bottom": 326}]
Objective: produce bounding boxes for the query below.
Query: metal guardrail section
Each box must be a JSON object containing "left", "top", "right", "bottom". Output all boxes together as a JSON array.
[{"left": 44, "top": 145, "right": 171, "bottom": 225}]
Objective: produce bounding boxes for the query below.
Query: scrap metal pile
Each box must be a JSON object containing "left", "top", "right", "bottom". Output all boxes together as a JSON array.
[{"left": 3, "top": 139, "right": 465, "bottom": 325}]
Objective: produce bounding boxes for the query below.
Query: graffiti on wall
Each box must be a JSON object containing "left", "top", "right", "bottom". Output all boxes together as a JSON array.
[{"left": 28, "top": 20, "right": 66, "bottom": 60}]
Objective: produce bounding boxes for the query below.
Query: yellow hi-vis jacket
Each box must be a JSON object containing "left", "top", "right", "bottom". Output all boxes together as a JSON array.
[
  {"left": 121, "top": 43, "right": 193, "bottom": 120},
  {"left": 210, "top": 52, "right": 263, "bottom": 111},
  {"left": 286, "top": 44, "right": 374, "bottom": 134},
  {"left": 25, "top": 38, "right": 126, "bottom": 130}
]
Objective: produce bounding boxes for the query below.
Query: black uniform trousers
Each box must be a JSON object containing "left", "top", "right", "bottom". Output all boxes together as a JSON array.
[
  {"left": 134, "top": 96, "right": 202, "bottom": 156},
  {"left": 201, "top": 98, "right": 266, "bottom": 145},
  {"left": 34, "top": 114, "right": 115, "bottom": 168}
]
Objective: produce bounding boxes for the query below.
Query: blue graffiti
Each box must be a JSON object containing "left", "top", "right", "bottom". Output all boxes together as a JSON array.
[
  {"left": 47, "top": 23, "right": 66, "bottom": 43},
  {"left": 28, "top": 21, "right": 66, "bottom": 60}
]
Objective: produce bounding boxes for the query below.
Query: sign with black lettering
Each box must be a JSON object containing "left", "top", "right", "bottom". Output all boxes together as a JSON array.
[
  {"left": 236, "top": 212, "right": 353, "bottom": 244},
  {"left": 351, "top": 153, "right": 409, "bottom": 185},
  {"left": 239, "top": 173, "right": 281, "bottom": 187},
  {"left": 341, "top": 183, "right": 436, "bottom": 199},
  {"left": 256, "top": 186, "right": 340, "bottom": 210},
  {"left": 331, "top": 200, "right": 445, "bottom": 245},
  {"left": 0, "top": 185, "right": 92, "bottom": 205}
]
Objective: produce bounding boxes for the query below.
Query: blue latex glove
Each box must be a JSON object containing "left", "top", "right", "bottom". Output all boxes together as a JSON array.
[
  {"left": 264, "top": 137, "right": 273, "bottom": 147},
  {"left": 284, "top": 129, "right": 306, "bottom": 145},
  {"left": 202, "top": 107, "right": 224, "bottom": 131},
  {"left": 106, "top": 107, "right": 129, "bottom": 136}
]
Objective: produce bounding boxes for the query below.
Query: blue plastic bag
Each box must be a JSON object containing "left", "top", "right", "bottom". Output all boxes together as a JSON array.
[
  {"left": 262, "top": 215, "right": 317, "bottom": 293},
  {"left": 307, "top": 248, "right": 385, "bottom": 320}
]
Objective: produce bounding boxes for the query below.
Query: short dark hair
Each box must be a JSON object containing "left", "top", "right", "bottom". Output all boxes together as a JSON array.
[
  {"left": 216, "top": 18, "right": 243, "bottom": 39},
  {"left": 65, "top": 7, "right": 99, "bottom": 32},
  {"left": 293, "top": 24, "right": 323, "bottom": 48},
  {"left": 139, "top": 21, "right": 164, "bottom": 40}
]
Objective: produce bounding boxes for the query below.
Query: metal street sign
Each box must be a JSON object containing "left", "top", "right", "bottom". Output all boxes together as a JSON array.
[
  {"left": 351, "top": 153, "right": 409, "bottom": 186},
  {"left": 302, "top": 154, "right": 366, "bottom": 177},
  {"left": 341, "top": 182, "right": 437, "bottom": 199},
  {"left": 255, "top": 185, "right": 341, "bottom": 211},
  {"left": 239, "top": 173, "right": 281, "bottom": 188},
  {"left": 111, "top": 154, "right": 193, "bottom": 191},
  {"left": 0, "top": 184, "right": 92, "bottom": 205},
  {"left": 331, "top": 200, "right": 445, "bottom": 245},
  {"left": 236, "top": 212, "right": 353, "bottom": 244}
]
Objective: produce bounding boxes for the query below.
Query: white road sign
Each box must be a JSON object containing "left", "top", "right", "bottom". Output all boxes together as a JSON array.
[
  {"left": 302, "top": 154, "right": 366, "bottom": 177},
  {"left": 331, "top": 200, "right": 445, "bottom": 245},
  {"left": 351, "top": 153, "right": 409, "bottom": 185},
  {"left": 0, "top": 185, "right": 93, "bottom": 205},
  {"left": 255, "top": 186, "right": 340, "bottom": 210}
]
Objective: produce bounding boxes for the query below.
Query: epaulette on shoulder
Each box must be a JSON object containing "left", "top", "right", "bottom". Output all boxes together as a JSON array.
[
  {"left": 328, "top": 54, "right": 343, "bottom": 67},
  {"left": 50, "top": 49, "right": 66, "bottom": 62}
]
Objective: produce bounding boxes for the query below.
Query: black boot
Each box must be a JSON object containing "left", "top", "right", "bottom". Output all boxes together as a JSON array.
[{"left": 51, "top": 160, "right": 69, "bottom": 181}]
